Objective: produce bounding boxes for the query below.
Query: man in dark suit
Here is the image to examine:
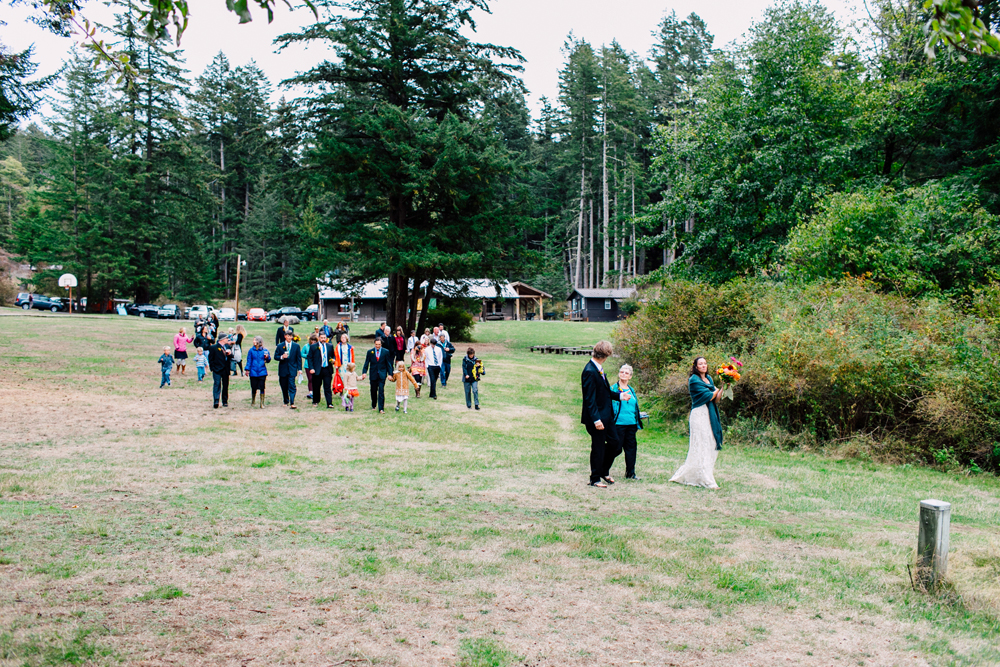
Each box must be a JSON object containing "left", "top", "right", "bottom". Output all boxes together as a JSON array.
[
  {"left": 276, "top": 331, "right": 303, "bottom": 409},
  {"left": 207, "top": 333, "right": 233, "bottom": 409},
  {"left": 362, "top": 337, "right": 394, "bottom": 412},
  {"left": 581, "top": 340, "right": 623, "bottom": 487},
  {"left": 276, "top": 319, "right": 295, "bottom": 347},
  {"left": 307, "top": 332, "right": 335, "bottom": 408}
]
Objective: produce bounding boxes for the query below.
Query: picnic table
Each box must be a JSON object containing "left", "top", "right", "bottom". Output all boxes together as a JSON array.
[{"left": 529, "top": 345, "right": 593, "bottom": 356}]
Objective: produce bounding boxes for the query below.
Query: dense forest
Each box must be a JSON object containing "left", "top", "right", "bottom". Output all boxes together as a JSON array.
[{"left": 2, "top": 0, "right": 1000, "bottom": 316}]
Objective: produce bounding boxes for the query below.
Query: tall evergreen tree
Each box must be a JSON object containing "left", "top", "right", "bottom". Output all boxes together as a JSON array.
[{"left": 280, "top": 0, "right": 534, "bottom": 330}]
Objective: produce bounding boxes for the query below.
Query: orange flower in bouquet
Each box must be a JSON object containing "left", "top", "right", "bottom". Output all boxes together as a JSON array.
[{"left": 716, "top": 357, "right": 743, "bottom": 400}]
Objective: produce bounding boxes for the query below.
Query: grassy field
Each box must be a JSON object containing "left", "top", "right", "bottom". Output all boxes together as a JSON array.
[{"left": 1, "top": 313, "right": 999, "bottom": 666}]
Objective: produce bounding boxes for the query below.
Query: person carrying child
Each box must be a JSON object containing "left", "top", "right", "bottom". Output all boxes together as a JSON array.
[
  {"left": 462, "top": 347, "right": 485, "bottom": 409},
  {"left": 390, "top": 361, "right": 419, "bottom": 414},
  {"left": 194, "top": 347, "right": 207, "bottom": 382},
  {"left": 158, "top": 346, "right": 174, "bottom": 388},
  {"left": 409, "top": 343, "right": 426, "bottom": 398},
  {"left": 342, "top": 362, "right": 360, "bottom": 411}
]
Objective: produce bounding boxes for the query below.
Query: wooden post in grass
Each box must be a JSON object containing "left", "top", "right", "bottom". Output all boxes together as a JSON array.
[{"left": 917, "top": 499, "right": 951, "bottom": 589}]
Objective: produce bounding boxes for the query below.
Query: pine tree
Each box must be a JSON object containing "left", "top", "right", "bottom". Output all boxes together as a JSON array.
[{"left": 280, "top": 0, "right": 534, "bottom": 330}]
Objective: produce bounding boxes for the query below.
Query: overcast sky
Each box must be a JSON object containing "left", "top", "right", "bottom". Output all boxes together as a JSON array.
[{"left": 4, "top": 0, "right": 860, "bottom": 122}]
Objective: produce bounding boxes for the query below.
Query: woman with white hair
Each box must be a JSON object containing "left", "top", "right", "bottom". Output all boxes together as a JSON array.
[
  {"left": 610, "top": 364, "right": 643, "bottom": 480},
  {"left": 244, "top": 335, "right": 272, "bottom": 408}
]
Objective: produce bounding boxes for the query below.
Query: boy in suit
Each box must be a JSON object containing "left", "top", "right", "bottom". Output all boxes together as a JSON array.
[
  {"left": 308, "top": 332, "right": 335, "bottom": 408},
  {"left": 276, "top": 331, "right": 303, "bottom": 409},
  {"left": 362, "top": 337, "right": 394, "bottom": 412},
  {"left": 581, "top": 340, "right": 624, "bottom": 487}
]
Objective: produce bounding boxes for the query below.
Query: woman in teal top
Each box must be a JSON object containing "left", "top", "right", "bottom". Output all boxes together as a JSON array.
[{"left": 611, "top": 364, "right": 643, "bottom": 480}]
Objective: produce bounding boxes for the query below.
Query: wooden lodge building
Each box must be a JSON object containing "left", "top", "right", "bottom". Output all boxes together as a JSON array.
[
  {"left": 566, "top": 287, "right": 637, "bottom": 322},
  {"left": 317, "top": 279, "right": 552, "bottom": 322}
]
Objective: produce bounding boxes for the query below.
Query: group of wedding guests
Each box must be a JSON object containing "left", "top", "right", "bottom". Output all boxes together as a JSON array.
[
  {"left": 160, "top": 317, "right": 484, "bottom": 413},
  {"left": 580, "top": 341, "right": 721, "bottom": 489}
]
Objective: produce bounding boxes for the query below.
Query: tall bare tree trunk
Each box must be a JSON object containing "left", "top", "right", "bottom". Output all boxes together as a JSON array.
[
  {"left": 407, "top": 278, "right": 422, "bottom": 333},
  {"left": 575, "top": 160, "right": 585, "bottom": 288},
  {"left": 602, "top": 101, "right": 609, "bottom": 288},
  {"left": 589, "top": 199, "right": 595, "bottom": 289},
  {"left": 631, "top": 171, "right": 637, "bottom": 278}
]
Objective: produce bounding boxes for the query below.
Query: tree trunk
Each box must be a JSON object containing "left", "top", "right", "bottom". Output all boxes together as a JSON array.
[
  {"left": 631, "top": 171, "right": 636, "bottom": 278},
  {"left": 575, "top": 160, "right": 585, "bottom": 288},
  {"left": 416, "top": 278, "right": 436, "bottom": 335},
  {"left": 589, "top": 199, "right": 595, "bottom": 288},
  {"left": 385, "top": 273, "right": 409, "bottom": 332},
  {"left": 602, "top": 101, "right": 609, "bottom": 287},
  {"left": 407, "top": 278, "right": 422, "bottom": 333}
]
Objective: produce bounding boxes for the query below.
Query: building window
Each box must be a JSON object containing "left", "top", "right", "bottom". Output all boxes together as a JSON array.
[
  {"left": 604, "top": 299, "right": 612, "bottom": 310},
  {"left": 338, "top": 303, "right": 351, "bottom": 314}
]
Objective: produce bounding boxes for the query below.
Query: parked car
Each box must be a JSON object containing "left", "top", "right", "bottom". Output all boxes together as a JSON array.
[
  {"left": 246, "top": 307, "right": 267, "bottom": 322},
  {"left": 15, "top": 293, "right": 67, "bottom": 312},
  {"left": 127, "top": 303, "right": 160, "bottom": 318},
  {"left": 188, "top": 305, "right": 215, "bottom": 320},
  {"left": 157, "top": 304, "right": 182, "bottom": 319},
  {"left": 304, "top": 304, "right": 319, "bottom": 321},
  {"left": 267, "top": 306, "right": 306, "bottom": 322},
  {"left": 237, "top": 311, "right": 247, "bottom": 321},
  {"left": 218, "top": 307, "right": 237, "bottom": 321}
]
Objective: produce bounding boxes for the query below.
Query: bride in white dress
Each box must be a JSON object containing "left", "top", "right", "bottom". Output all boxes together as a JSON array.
[{"left": 670, "top": 356, "right": 722, "bottom": 489}]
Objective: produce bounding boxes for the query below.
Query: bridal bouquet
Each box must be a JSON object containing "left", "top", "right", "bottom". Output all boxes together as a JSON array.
[{"left": 716, "top": 357, "right": 743, "bottom": 400}]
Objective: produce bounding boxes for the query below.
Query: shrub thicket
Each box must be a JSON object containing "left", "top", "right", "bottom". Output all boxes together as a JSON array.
[
  {"left": 427, "top": 305, "right": 475, "bottom": 342},
  {"left": 615, "top": 278, "right": 1000, "bottom": 472},
  {"left": 784, "top": 182, "right": 1000, "bottom": 298}
]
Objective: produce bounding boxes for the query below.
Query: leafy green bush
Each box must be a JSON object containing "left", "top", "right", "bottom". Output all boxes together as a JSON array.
[
  {"left": 615, "top": 278, "right": 1000, "bottom": 472},
  {"left": 428, "top": 305, "right": 475, "bottom": 342},
  {"left": 785, "top": 181, "right": 1000, "bottom": 297}
]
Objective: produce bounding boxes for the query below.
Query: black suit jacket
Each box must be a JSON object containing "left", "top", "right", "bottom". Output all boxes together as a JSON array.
[
  {"left": 580, "top": 360, "right": 620, "bottom": 426},
  {"left": 307, "top": 342, "right": 334, "bottom": 376},
  {"left": 207, "top": 342, "right": 230, "bottom": 374},
  {"left": 276, "top": 325, "right": 295, "bottom": 347},
  {"left": 362, "top": 347, "right": 394, "bottom": 382},
  {"left": 275, "top": 342, "right": 302, "bottom": 377}
]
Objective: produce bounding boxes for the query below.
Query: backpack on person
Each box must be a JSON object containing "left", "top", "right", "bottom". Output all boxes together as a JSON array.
[{"left": 472, "top": 359, "right": 485, "bottom": 381}]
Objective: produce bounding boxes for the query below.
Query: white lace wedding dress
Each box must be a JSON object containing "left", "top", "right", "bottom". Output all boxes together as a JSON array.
[{"left": 669, "top": 404, "right": 719, "bottom": 489}]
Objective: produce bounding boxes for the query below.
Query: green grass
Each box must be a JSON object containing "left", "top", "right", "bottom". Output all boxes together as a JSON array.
[
  {"left": 458, "top": 638, "right": 522, "bottom": 667},
  {"left": 0, "top": 317, "right": 998, "bottom": 665}
]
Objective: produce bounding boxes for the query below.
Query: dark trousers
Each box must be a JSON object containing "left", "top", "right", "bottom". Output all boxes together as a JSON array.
[
  {"left": 464, "top": 380, "right": 479, "bottom": 407},
  {"left": 441, "top": 359, "right": 452, "bottom": 386},
  {"left": 279, "top": 376, "right": 297, "bottom": 405},
  {"left": 313, "top": 369, "right": 333, "bottom": 406},
  {"left": 585, "top": 422, "right": 621, "bottom": 483},
  {"left": 370, "top": 377, "right": 386, "bottom": 410},
  {"left": 427, "top": 366, "right": 441, "bottom": 398},
  {"left": 619, "top": 424, "right": 638, "bottom": 477},
  {"left": 212, "top": 371, "right": 229, "bottom": 406},
  {"left": 249, "top": 376, "right": 266, "bottom": 395},
  {"left": 396, "top": 349, "right": 405, "bottom": 364}
]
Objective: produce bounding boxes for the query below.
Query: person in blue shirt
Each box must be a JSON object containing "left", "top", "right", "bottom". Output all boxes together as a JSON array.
[
  {"left": 244, "top": 336, "right": 272, "bottom": 409},
  {"left": 158, "top": 347, "right": 174, "bottom": 388},
  {"left": 610, "top": 363, "right": 643, "bottom": 480}
]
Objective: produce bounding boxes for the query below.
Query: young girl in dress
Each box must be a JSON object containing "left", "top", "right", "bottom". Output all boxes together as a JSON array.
[
  {"left": 409, "top": 344, "right": 426, "bottom": 398},
  {"left": 390, "top": 361, "right": 419, "bottom": 414},
  {"left": 342, "top": 362, "right": 360, "bottom": 412}
]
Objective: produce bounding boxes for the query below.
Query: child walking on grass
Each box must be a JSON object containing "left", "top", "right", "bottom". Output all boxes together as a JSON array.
[
  {"left": 391, "top": 361, "right": 419, "bottom": 414},
  {"left": 158, "top": 347, "right": 174, "bottom": 388},
  {"left": 194, "top": 347, "right": 207, "bottom": 382},
  {"left": 342, "top": 362, "right": 360, "bottom": 412}
]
